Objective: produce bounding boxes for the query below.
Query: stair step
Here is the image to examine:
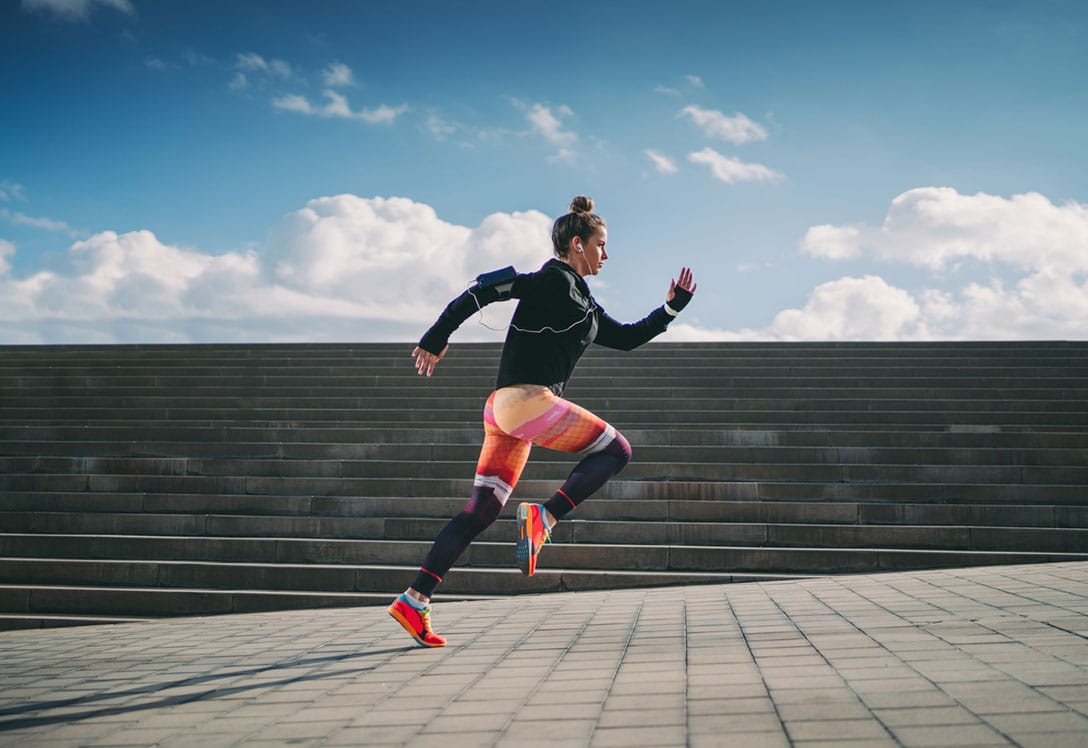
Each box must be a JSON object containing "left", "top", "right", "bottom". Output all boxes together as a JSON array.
[
  {"left": 2, "top": 497, "right": 1082, "bottom": 526},
  {"left": 2, "top": 514, "right": 1085, "bottom": 551},
  {"left": 3, "top": 340, "right": 1086, "bottom": 627},
  {"left": 0, "top": 613, "right": 155, "bottom": 631},
  {"left": 2, "top": 535, "right": 1085, "bottom": 572}
]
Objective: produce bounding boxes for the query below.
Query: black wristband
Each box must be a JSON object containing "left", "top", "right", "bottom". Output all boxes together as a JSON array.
[
  {"left": 418, "top": 326, "right": 448, "bottom": 356},
  {"left": 669, "top": 285, "right": 694, "bottom": 313}
]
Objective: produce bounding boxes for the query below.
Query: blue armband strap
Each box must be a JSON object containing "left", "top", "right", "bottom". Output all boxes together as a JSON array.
[{"left": 476, "top": 266, "right": 516, "bottom": 299}]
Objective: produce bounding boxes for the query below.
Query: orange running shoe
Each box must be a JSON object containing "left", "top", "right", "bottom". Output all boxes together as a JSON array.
[
  {"left": 515, "top": 502, "right": 551, "bottom": 576},
  {"left": 387, "top": 594, "right": 446, "bottom": 648}
]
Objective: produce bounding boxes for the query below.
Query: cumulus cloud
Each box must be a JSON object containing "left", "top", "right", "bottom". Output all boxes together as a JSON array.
[
  {"left": 691, "top": 187, "right": 1088, "bottom": 342},
  {"left": 0, "top": 195, "right": 554, "bottom": 344},
  {"left": 322, "top": 62, "right": 355, "bottom": 88},
  {"left": 21, "top": 0, "right": 133, "bottom": 21},
  {"left": 688, "top": 147, "right": 782, "bottom": 184},
  {"left": 767, "top": 276, "right": 922, "bottom": 340},
  {"left": 659, "top": 276, "right": 920, "bottom": 342},
  {"left": 678, "top": 105, "right": 768, "bottom": 145},
  {"left": 802, "top": 187, "right": 1088, "bottom": 273},
  {"left": 273, "top": 90, "right": 407, "bottom": 124},
  {"left": 644, "top": 149, "right": 678, "bottom": 174}
]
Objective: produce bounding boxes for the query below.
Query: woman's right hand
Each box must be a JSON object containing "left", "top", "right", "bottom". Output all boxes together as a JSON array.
[
  {"left": 666, "top": 267, "right": 697, "bottom": 311},
  {"left": 412, "top": 345, "right": 448, "bottom": 377}
]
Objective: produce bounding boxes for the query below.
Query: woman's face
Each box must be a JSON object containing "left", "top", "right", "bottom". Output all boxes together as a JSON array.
[{"left": 575, "top": 228, "right": 608, "bottom": 276}]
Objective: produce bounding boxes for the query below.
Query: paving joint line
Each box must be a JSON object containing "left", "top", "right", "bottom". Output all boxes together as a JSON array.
[
  {"left": 723, "top": 587, "right": 791, "bottom": 747},
  {"left": 585, "top": 593, "right": 644, "bottom": 746},
  {"left": 791, "top": 574, "right": 1031, "bottom": 746},
  {"left": 764, "top": 581, "right": 902, "bottom": 746}
]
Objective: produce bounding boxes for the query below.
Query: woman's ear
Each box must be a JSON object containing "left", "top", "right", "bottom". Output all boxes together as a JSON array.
[{"left": 570, "top": 236, "right": 584, "bottom": 254}]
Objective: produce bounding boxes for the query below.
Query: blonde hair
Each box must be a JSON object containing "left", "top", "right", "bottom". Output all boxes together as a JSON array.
[{"left": 551, "top": 195, "right": 606, "bottom": 259}]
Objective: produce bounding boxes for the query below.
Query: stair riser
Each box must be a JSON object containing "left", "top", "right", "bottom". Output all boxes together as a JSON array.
[
  {"left": 4, "top": 430, "right": 1088, "bottom": 450},
  {"left": 5, "top": 451, "right": 1087, "bottom": 478},
  {"left": 2, "top": 513, "right": 1085, "bottom": 550},
  {"left": 6, "top": 495, "right": 1084, "bottom": 527},
  {"left": 3, "top": 340, "right": 1086, "bottom": 627},
  {"left": 3, "top": 534, "right": 1085, "bottom": 570},
  {"left": 2, "top": 474, "right": 1084, "bottom": 505}
]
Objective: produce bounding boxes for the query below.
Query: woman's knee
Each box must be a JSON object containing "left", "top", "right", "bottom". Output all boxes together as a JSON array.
[{"left": 606, "top": 431, "right": 632, "bottom": 466}]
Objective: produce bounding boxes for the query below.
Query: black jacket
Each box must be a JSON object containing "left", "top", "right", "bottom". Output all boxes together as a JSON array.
[{"left": 419, "top": 259, "right": 675, "bottom": 395}]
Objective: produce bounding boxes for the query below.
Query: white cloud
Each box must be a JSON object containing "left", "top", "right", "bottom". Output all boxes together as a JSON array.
[
  {"left": 1, "top": 207, "right": 80, "bottom": 237},
  {"left": 526, "top": 103, "right": 577, "bottom": 148},
  {"left": 21, "top": 0, "right": 134, "bottom": 21},
  {"left": 688, "top": 147, "right": 782, "bottom": 184},
  {"left": 228, "top": 72, "right": 248, "bottom": 91},
  {"left": 183, "top": 49, "right": 215, "bottom": 67},
  {"left": 0, "top": 181, "right": 27, "bottom": 202},
  {"left": 548, "top": 148, "right": 577, "bottom": 164},
  {"left": 322, "top": 62, "right": 355, "bottom": 88},
  {"left": 272, "top": 90, "right": 407, "bottom": 124},
  {"left": 0, "top": 240, "right": 14, "bottom": 276},
  {"left": 235, "top": 52, "right": 292, "bottom": 78},
  {"left": 678, "top": 187, "right": 1088, "bottom": 342},
  {"left": 0, "top": 195, "right": 555, "bottom": 344},
  {"left": 425, "top": 112, "right": 458, "bottom": 141},
  {"left": 644, "top": 149, "right": 678, "bottom": 174},
  {"left": 524, "top": 102, "right": 578, "bottom": 154},
  {"left": 768, "top": 276, "right": 922, "bottom": 341},
  {"left": 685, "top": 74, "right": 705, "bottom": 89},
  {"left": 803, "top": 187, "right": 1088, "bottom": 274},
  {"left": 678, "top": 105, "right": 768, "bottom": 145},
  {"left": 801, "top": 224, "right": 862, "bottom": 260},
  {"left": 271, "top": 94, "right": 310, "bottom": 113},
  {"left": 661, "top": 276, "right": 924, "bottom": 342}
]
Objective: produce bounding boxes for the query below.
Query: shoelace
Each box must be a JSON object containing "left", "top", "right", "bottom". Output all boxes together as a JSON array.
[
  {"left": 537, "top": 511, "right": 552, "bottom": 547},
  {"left": 418, "top": 606, "right": 435, "bottom": 632}
]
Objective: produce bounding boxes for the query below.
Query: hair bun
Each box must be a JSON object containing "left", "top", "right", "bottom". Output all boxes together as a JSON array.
[{"left": 569, "top": 195, "right": 594, "bottom": 214}]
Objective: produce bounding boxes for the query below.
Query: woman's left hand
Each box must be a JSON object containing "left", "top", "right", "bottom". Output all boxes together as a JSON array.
[{"left": 666, "top": 267, "right": 697, "bottom": 310}]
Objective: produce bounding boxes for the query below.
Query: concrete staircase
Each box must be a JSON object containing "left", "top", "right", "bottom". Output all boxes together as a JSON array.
[{"left": 1, "top": 341, "right": 1086, "bottom": 630}]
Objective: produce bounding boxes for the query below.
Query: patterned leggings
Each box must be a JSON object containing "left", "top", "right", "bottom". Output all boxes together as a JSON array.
[{"left": 412, "top": 385, "right": 632, "bottom": 597}]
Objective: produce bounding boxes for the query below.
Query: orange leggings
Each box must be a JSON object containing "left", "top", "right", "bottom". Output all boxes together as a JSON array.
[{"left": 413, "top": 385, "right": 631, "bottom": 596}]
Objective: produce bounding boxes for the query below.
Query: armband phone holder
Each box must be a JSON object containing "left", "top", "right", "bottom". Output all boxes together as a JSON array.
[{"left": 476, "top": 266, "right": 516, "bottom": 297}]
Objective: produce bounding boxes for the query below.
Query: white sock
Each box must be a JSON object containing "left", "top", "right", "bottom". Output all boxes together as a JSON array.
[{"left": 401, "top": 593, "right": 428, "bottom": 610}]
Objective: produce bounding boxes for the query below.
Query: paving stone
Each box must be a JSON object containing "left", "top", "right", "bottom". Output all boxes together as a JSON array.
[
  {"left": 889, "top": 723, "right": 1012, "bottom": 746},
  {"left": 1, "top": 561, "right": 1086, "bottom": 747}
]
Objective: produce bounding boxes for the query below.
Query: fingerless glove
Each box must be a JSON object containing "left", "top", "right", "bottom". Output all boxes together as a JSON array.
[{"left": 666, "top": 285, "right": 694, "bottom": 314}]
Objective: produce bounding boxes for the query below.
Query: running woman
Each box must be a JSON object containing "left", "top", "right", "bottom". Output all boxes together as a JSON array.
[{"left": 388, "top": 196, "right": 696, "bottom": 647}]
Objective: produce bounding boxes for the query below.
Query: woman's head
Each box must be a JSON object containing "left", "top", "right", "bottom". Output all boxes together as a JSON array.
[{"left": 551, "top": 196, "right": 606, "bottom": 261}]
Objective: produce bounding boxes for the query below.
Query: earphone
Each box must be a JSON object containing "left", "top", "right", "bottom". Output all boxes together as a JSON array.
[
  {"left": 576, "top": 241, "right": 584, "bottom": 253},
  {"left": 468, "top": 284, "right": 595, "bottom": 335}
]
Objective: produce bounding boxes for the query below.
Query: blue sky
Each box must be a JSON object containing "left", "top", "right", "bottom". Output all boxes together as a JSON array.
[{"left": 2, "top": 0, "right": 1086, "bottom": 343}]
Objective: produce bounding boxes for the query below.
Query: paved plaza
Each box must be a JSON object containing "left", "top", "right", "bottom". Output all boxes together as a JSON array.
[{"left": 1, "top": 561, "right": 1086, "bottom": 747}]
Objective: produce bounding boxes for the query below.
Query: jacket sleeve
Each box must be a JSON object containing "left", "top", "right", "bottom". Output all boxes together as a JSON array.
[
  {"left": 417, "top": 283, "right": 506, "bottom": 354},
  {"left": 592, "top": 304, "right": 674, "bottom": 351}
]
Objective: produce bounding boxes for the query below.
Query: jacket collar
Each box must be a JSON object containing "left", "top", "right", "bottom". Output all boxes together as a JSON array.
[{"left": 544, "top": 258, "right": 590, "bottom": 294}]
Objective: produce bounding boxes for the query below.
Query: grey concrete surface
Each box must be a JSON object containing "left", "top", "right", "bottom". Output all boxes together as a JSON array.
[{"left": 2, "top": 561, "right": 1086, "bottom": 747}]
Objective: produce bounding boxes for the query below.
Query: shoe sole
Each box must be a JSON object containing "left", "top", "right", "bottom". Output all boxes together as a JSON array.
[
  {"left": 515, "top": 503, "right": 536, "bottom": 577},
  {"left": 387, "top": 605, "right": 446, "bottom": 648}
]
